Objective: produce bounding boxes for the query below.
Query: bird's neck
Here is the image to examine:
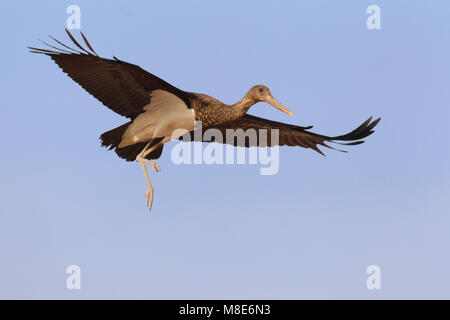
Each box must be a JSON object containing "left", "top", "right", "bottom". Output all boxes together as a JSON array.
[{"left": 229, "top": 96, "right": 256, "bottom": 118}]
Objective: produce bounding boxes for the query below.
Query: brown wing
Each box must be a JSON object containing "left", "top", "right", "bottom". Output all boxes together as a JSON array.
[
  {"left": 182, "top": 114, "right": 381, "bottom": 156},
  {"left": 29, "top": 29, "right": 192, "bottom": 119}
]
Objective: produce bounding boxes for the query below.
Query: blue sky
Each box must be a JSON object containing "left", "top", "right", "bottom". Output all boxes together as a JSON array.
[{"left": 1, "top": 0, "right": 449, "bottom": 299}]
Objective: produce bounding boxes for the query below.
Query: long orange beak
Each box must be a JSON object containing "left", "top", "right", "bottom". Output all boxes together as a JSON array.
[{"left": 266, "top": 95, "right": 294, "bottom": 116}]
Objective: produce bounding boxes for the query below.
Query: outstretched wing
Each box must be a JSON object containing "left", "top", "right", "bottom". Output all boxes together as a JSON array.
[
  {"left": 182, "top": 114, "right": 381, "bottom": 156},
  {"left": 29, "top": 29, "right": 192, "bottom": 119}
]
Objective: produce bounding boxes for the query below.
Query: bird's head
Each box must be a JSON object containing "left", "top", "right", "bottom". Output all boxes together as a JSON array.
[{"left": 245, "top": 85, "right": 294, "bottom": 116}]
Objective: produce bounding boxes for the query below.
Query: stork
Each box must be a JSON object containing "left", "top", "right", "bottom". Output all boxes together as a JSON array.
[{"left": 29, "top": 30, "right": 380, "bottom": 210}]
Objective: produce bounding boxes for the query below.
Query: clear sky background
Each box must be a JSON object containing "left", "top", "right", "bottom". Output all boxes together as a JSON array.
[{"left": 1, "top": 0, "right": 449, "bottom": 299}]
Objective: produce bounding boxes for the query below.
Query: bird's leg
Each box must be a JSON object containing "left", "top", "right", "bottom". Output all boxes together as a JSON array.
[
  {"left": 136, "top": 141, "right": 164, "bottom": 210},
  {"left": 139, "top": 161, "right": 154, "bottom": 210},
  {"left": 136, "top": 142, "right": 163, "bottom": 172}
]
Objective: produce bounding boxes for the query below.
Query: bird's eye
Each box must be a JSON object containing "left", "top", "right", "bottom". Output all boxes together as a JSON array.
[{"left": 258, "top": 87, "right": 264, "bottom": 93}]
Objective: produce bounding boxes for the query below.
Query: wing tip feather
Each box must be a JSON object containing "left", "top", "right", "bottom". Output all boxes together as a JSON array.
[{"left": 30, "top": 29, "right": 98, "bottom": 57}]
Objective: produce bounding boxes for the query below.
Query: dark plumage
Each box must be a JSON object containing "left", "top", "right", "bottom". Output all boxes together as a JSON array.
[
  {"left": 183, "top": 114, "right": 380, "bottom": 156},
  {"left": 29, "top": 30, "right": 381, "bottom": 210}
]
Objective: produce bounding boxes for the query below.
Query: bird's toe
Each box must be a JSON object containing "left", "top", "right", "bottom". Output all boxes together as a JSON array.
[{"left": 145, "top": 188, "right": 153, "bottom": 210}]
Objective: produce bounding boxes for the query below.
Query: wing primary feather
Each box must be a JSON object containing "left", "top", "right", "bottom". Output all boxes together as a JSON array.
[
  {"left": 64, "top": 28, "right": 92, "bottom": 55},
  {"left": 39, "top": 39, "right": 74, "bottom": 54},
  {"left": 28, "top": 46, "right": 60, "bottom": 54},
  {"left": 29, "top": 50, "right": 49, "bottom": 54},
  {"left": 80, "top": 31, "right": 99, "bottom": 56},
  {"left": 312, "top": 145, "right": 326, "bottom": 156},
  {"left": 332, "top": 117, "right": 372, "bottom": 141},
  {"left": 48, "top": 34, "right": 83, "bottom": 54},
  {"left": 330, "top": 140, "right": 365, "bottom": 146}
]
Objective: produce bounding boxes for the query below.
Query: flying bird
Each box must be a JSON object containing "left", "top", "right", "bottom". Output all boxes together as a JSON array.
[{"left": 29, "top": 30, "right": 380, "bottom": 210}]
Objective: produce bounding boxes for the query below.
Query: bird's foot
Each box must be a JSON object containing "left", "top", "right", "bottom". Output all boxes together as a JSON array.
[
  {"left": 136, "top": 156, "right": 159, "bottom": 211},
  {"left": 151, "top": 162, "right": 160, "bottom": 172},
  {"left": 145, "top": 187, "right": 154, "bottom": 211},
  {"left": 137, "top": 155, "right": 160, "bottom": 173}
]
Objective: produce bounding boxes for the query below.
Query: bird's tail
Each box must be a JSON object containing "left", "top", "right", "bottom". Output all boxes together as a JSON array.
[
  {"left": 100, "top": 122, "right": 131, "bottom": 150},
  {"left": 100, "top": 123, "right": 164, "bottom": 161}
]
